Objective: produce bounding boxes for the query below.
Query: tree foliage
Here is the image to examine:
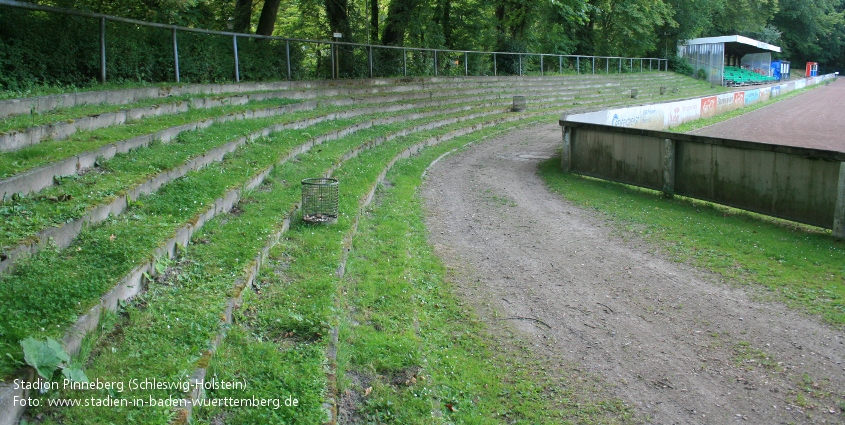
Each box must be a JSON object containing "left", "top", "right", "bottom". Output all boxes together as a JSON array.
[{"left": 2, "top": 0, "right": 844, "bottom": 89}]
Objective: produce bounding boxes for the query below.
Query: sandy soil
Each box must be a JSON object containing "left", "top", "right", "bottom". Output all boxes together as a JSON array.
[
  {"left": 690, "top": 78, "right": 845, "bottom": 152},
  {"left": 421, "top": 123, "right": 845, "bottom": 424}
]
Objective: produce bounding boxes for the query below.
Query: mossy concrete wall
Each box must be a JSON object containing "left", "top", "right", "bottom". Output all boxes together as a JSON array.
[{"left": 559, "top": 120, "right": 845, "bottom": 237}]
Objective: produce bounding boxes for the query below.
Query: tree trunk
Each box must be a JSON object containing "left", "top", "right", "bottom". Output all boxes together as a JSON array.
[
  {"left": 325, "top": 0, "right": 351, "bottom": 77},
  {"left": 382, "top": 0, "right": 418, "bottom": 46},
  {"left": 255, "top": 0, "right": 282, "bottom": 36},
  {"left": 370, "top": 0, "right": 379, "bottom": 44},
  {"left": 442, "top": 0, "right": 452, "bottom": 48},
  {"left": 233, "top": 0, "right": 252, "bottom": 33},
  {"left": 325, "top": 0, "right": 350, "bottom": 37}
]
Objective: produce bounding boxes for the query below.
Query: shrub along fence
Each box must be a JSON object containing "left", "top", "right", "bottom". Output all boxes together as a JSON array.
[{"left": 0, "top": 0, "right": 667, "bottom": 90}]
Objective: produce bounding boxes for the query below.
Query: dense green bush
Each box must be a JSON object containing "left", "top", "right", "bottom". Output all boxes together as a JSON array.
[
  {"left": 0, "top": 7, "right": 304, "bottom": 89},
  {"left": 668, "top": 55, "right": 694, "bottom": 76}
]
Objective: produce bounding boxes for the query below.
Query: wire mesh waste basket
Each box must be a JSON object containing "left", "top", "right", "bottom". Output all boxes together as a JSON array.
[
  {"left": 512, "top": 95, "right": 526, "bottom": 112},
  {"left": 301, "top": 178, "right": 338, "bottom": 223}
]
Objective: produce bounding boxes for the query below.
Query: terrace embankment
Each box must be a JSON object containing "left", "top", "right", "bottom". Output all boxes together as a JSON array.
[{"left": 0, "top": 73, "right": 727, "bottom": 424}]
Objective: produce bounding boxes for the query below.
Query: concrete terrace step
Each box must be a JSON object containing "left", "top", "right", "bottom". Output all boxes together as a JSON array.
[
  {"left": 0, "top": 109, "right": 537, "bottom": 425},
  {"left": 0, "top": 72, "right": 719, "bottom": 424},
  {"left": 0, "top": 76, "right": 702, "bottom": 199},
  {"left": 0, "top": 72, "right": 681, "bottom": 119}
]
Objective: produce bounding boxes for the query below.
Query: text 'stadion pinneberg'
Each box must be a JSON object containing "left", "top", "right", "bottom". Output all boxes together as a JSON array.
[{"left": 14, "top": 377, "right": 247, "bottom": 393}]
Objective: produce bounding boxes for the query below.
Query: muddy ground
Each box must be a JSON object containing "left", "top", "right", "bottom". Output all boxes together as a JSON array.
[{"left": 421, "top": 123, "right": 845, "bottom": 424}]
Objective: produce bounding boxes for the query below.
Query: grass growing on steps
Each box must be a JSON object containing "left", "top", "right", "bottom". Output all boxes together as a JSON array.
[
  {"left": 194, "top": 117, "right": 636, "bottom": 424},
  {"left": 0, "top": 97, "right": 300, "bottom": 178},
  {"left": 0, "top": 116, "right": 375, "bottom": 377},
  {"left": 538, "top": 159, "right": 845, "bottom": 326},
  {"left": 0, "top": 94, "right": 216, "bottom": 134},
  {"left": 29, "top": 123, "right": 374, "bottom": 424},
  {"left": 32, "top": 106, "right": 502, "bottom": 424},
  {"left": 334, "top": 125, "right": 635, "bottom": 424},
  {"left": 0, "top": 100, "right": 503, "bottom": 251}
]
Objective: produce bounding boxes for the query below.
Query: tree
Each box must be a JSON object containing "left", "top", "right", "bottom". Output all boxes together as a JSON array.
[
  {"left": 588, "top": 0, "right": 675, "bottom": 57},
  {"left": 233, "top": 0, "right": 253, "bottom": 33},
  {"left": 773, "top": 0, "right": 845, "bottom": 65},
  {"left": 255, "top": 0, "right": 282, "bottom": 36},
  {"left": 382, "top": 0, "right": 420, "bottom": 45}
]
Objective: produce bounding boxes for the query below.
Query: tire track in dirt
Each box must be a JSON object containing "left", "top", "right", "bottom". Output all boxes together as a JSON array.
[{"left": 422, "top": 122, "right": 845, "bottom": 424}]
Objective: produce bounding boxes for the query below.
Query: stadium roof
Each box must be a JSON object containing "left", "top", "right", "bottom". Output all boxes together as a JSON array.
[{"left": 682, "top": 35, "right": 781, "bottom": 55}]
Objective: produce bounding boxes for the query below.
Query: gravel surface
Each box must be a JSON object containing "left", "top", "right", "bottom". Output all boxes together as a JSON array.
[
  {"left": 690, "top": 78, "right": 845, "bottom": 152},
  {"left": 422, "top": 123, "right": 845, "bottom": 424}
]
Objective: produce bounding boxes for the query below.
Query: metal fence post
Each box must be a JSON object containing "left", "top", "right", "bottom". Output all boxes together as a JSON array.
[
  {"left": 606, "top": 58, "right": 609, "bottom": 74},
  {"left": 576, "top": 56, "right": 580, "bottom": 75},
  {"left": 559, "top": 56, "right": 562, "bottom": 74},
  {"left": 540, "top": 55, "right": 544, "bottom": 76},
  {"left": 172, "top": 28, "right": 180, "bottom": 83},
  {"left": 434, "top": 50, "right": 438, "bottom": 76},
  {"left": 519, "top": 54, "right": 522, "bottom": 76},
  {"left": 233, "top": 35, "right": 240, "bottom": 82},
  {"left": 464, "top": 52, "right": 468, "bottom": 76},
  {"left": 403, "top": 48, "right": 407, "bottom": 77},
  {"left": 330, "top": 42, "right": 335, "bottom": 79},
  {"left": 619, "top": 58, "right": 622, "bottom": 73},
  {"left": 99, "top": 17, "right": 106, "bottom": 83},
  {"left": 591, "top": 56, "right": 595, "bottom": 74},
  {"left": 368, "top": 45, "right": 373, "bottom": 78},
  {"left": 493, "top": 53, "right": 497, "bottom": 76},
  {"left": 286, "top": 40, "right": 291, "bottom": 80}
]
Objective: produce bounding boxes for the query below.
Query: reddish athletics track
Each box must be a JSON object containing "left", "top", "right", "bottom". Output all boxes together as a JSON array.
[{"left": 690, "top": 77, "right": 845, "bottom": 152}]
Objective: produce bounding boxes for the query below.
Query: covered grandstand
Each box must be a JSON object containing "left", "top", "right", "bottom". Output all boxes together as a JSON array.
[{"left": 678, "top": 35, "right": 781, "bottom": 86}]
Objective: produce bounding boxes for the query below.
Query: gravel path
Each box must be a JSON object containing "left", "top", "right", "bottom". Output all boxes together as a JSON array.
[
  {"left": 691, "top": 78, "right": 845, "bottom": 152},
  {"left": 422, "top": 123, "right": 845, "bottom": 424}
]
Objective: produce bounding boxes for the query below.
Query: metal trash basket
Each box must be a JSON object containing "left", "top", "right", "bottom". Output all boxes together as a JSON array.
[
  {"left": 301, "top": 178, "right": 338, "bottom": 223},
  {"left": 512, "top": 95, "right": 526, "bottom": 112}
]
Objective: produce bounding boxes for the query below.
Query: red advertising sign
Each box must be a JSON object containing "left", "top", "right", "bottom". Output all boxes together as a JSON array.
[{"left": 700, "top": 96, "right": 717, "bottom": 119}]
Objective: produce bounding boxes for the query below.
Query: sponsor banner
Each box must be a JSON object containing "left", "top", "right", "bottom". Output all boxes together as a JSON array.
[
  {"left": 733, "top": 91, "right": 745, "bottom": 106},
  {"left": 783, "top": 82, "right": 795, "bottom": 93},
  {"left": 608, "top": 108, "right": 641, "bottom": 128},
  {"left": 665, "top": 99, "right": 701, "bottom": 128},
  {"left": 716, "top": 93, "right": 736, "bottom": 114},
  {"left": 565, "top": 110, "right": 607, "bottom": 125},
  {"left": 637, "top": 105, "right": 664, "bottom": 130},
  {"left": 744, "top": 89, "right": 760, "bottom": 105},
  {"left": 759, "top": 87, "right": 771, "bottom": 102},
  {"left": 771, "top": 86, "right": 781, "bottom": 97},
  {"left": 700, "top": 96, "right": 718, "bottom": 119},
  {"left": 607, "top": 105, "right": 664, "bottom": 130},
  {"left": 795, "top": 79, "right": 806, "bottom": 89}
]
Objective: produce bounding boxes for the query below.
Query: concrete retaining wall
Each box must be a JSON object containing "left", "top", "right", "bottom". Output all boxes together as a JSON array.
[{"left": 559, "top": 121, "right": 845, "bottom": 238}]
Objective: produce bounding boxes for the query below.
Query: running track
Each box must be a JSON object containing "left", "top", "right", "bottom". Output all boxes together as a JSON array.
[{"left": 690, "top": 77, "right": 845, "bottom": 152}]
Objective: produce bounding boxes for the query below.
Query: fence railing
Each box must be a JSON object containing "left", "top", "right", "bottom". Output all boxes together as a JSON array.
[{"left": 0, "top": 0, "right": 667, "bottom": 85}]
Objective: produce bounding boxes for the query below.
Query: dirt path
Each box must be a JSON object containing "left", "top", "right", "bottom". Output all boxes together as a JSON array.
[
  {"left": 421, "top": 123, "right": 845, "bottom": 424},
  {"left": 690, "top": 78, "right": 845, "bottom": 152}
]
